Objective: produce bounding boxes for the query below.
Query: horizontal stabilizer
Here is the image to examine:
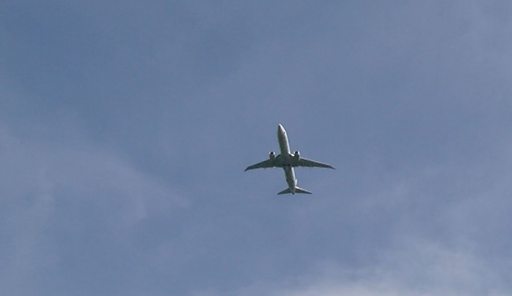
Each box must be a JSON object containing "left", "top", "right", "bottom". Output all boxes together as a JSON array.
[
  {"left": 277, "top": 186, "right": 312, "bottom": 195},
  {"left": 295, "top": 186, "right": 312, "bottom": 194},
  {"left": 278, "top": 188, "right": 292, "bottom": 195}
]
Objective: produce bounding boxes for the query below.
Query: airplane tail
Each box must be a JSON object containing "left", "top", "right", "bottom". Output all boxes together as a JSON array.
[{"left": 277, "top": 186, "right": 312, "bottom": 195}]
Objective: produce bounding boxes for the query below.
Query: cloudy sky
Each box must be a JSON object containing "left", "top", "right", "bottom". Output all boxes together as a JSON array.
[{"left": 2, "top": 1, "right": 512, "bottom": 295}]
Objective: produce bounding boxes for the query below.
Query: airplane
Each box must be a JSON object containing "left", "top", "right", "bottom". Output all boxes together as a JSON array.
[{"left": 245, "top": 124, "right": 334, "bottom": 195}]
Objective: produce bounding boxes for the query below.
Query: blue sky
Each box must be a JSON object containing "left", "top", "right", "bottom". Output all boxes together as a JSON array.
[{"left": 2, "top": 1, "right": 512, "bottom": 295}]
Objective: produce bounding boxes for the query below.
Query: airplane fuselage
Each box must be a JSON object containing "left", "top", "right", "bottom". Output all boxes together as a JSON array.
[{"left": 277, "top": 124, "right": 297, "bottom": 194}]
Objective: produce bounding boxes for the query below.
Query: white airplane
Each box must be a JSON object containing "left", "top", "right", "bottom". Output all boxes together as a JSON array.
[{"left": 245, "top": 124, "right": 334, "bottom": 195}]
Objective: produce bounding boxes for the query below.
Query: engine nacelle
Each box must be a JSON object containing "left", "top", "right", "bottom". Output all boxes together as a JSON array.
[
  {"left": 269, "top": 151, "right": 276, "bottom": 160},
  {"left": 293, "top": 151, "right": 300, "bottom": 160}
]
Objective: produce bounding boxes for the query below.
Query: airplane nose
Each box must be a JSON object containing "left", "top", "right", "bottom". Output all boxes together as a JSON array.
[{"left": 278, "top": 124, "right": 284, "bottom": 132}]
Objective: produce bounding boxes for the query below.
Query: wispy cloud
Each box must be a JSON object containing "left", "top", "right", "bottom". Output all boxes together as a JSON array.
[{"left": 0, "top": 121, "right": 187, "bottom": 295}]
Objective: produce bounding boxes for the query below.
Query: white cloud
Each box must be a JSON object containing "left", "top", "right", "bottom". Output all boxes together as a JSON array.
[{"left": 236, "top": 239, "right": 509, "bottom": 296}]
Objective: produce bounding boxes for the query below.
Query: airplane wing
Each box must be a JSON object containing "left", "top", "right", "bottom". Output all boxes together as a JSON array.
[
  {"left": 245, "top": 159, "right": 276, "bottom": 171},
  {"left": 292, "top": 157, "right": 335, "bottom": 169}
]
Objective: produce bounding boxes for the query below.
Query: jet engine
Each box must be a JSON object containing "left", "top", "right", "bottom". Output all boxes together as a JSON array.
[
  {"left": 293, "top": 151, "right": 300, "bottom": 160},
  {"left": 269, "top": 151, "right": 276, "bottom": 160}
]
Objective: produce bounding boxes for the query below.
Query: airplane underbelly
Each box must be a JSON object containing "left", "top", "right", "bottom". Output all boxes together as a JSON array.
[
  {"left": 279, "top": 140, "right": 289, "bottom": 156},
  {"left": 284, "top": 166, "right": 296, "bottom": 187},
  {"left": 278, "top": 131, "right": 290, "bottom": 156}
]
